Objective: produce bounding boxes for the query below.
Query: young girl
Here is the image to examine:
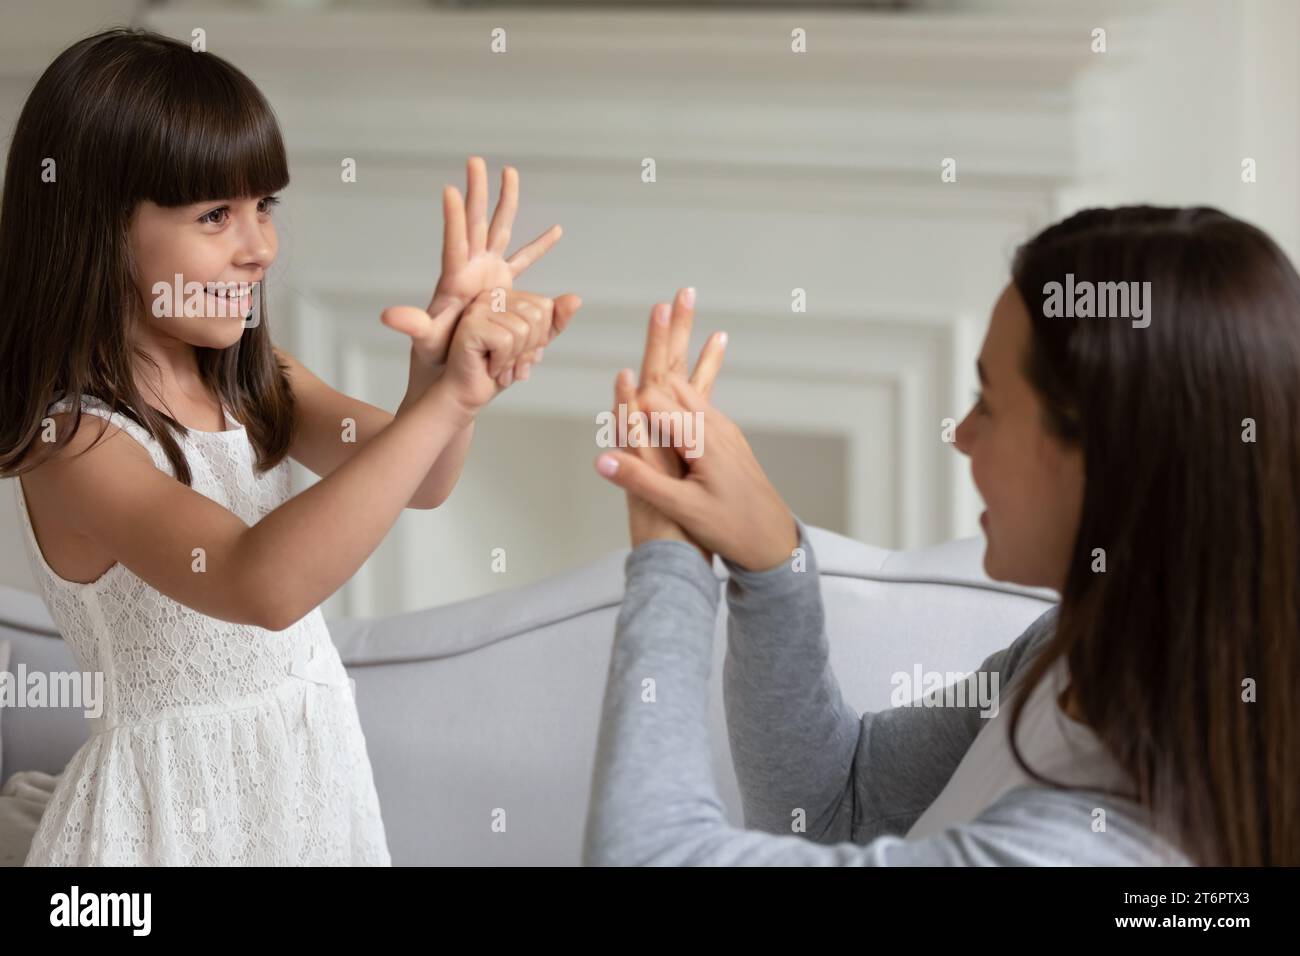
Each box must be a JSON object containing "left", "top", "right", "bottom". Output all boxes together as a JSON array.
[
  {"left": 0, "top": 28, "right": 579, "bottom": 866},
  {"left": 587, "top": 207, "right": 1298, "bottom": 866}
]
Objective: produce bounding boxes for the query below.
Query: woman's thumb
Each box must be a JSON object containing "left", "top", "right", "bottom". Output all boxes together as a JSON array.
[{"left": 594, "top": 452, "right": 684, "bottom": 516}]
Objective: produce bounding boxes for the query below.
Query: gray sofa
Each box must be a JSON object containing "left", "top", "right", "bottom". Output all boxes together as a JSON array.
[{"left": 0, "top": 525, "right": 1055, "bottom": 865}]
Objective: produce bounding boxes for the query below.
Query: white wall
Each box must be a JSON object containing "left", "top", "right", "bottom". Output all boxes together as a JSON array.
[{"left": 2, "top": 0, "right": 1296, "bottom": 616}]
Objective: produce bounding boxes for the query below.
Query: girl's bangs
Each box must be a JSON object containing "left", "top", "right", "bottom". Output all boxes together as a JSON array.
[{"left": 132, "top": 55, "right": 290, "bottom": 207}]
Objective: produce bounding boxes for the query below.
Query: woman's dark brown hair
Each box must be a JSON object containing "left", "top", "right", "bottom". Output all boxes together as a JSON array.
[
  {"left": 0, "top": 27, "right": 294, "bottom": 484},
  {"left": 1008, "top": 205, "right": 1299, "bottom": 865}
]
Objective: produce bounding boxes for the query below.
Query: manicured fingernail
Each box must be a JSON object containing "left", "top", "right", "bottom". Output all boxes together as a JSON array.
[
  {"left": 534, "top": 347, "right": 544, "bottom": 363},
  {"left": 618, "top": 368, "right": 633, "bottom": 387},
  {"left": 501, "top": 368, "right": 514, "bottom": 387},
  {"left": 718, "top": 331, "right": 728, "bottom": 347},
  {"left": 654, "top": 304, "right": 670, "bottom": 326},
  {"left": 682, "top": 287, "right": 696, "bottom": 308},
  {"left": 596, "top": 455, "right": 619, "bottom": 477},
  {"left": 518, "top": 363, "right": 531, "bottom": 381}
]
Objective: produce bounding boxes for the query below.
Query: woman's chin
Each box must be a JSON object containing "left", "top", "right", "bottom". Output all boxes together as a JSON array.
[{"left": 981, "top": 546, "right": 1003, "bottom": 582}]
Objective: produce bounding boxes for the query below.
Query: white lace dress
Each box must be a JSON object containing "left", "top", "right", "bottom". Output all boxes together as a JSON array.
[{"left": 13, "top": 394, "right": 391, "bottom": 866}]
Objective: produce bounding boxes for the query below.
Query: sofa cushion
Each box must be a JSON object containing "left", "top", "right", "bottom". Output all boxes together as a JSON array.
[{"left": 0, "top": 526, "right": 1056, "bottom": 865}]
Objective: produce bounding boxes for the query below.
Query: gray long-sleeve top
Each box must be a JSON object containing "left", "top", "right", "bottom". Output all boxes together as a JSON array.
[{"left": 583, "top": 520, "right": 1189, "bottom": 866}]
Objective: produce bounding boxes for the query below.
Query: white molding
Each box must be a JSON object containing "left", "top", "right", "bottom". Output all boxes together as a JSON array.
[{"left": 292, "top": 284, "right": 964, "bottom": 611}]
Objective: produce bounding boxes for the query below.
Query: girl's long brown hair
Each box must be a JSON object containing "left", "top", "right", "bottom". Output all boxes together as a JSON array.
[
  {"left": 1008, "top": 205, "right": 1299, "bottom": 865},
  {"left": 0, "top": 27, "right": 295, "bottom": 485}
]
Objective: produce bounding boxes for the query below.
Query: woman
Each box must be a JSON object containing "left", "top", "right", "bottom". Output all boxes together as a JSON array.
[{"left": 584, "top": 206, "right": 1298, "bottom": 866}]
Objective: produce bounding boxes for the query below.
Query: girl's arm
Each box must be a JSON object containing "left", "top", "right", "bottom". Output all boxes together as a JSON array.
[
  {"left": 274, "top": 346, "right": 473, "bottom": 510},
  {"left": 34, "top": 290, "right": 574, "bottom": 631}
]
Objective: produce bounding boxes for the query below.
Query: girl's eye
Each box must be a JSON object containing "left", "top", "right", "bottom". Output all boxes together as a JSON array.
[{"left": 198, "top": 196, "right": 280, "bottom": 226}]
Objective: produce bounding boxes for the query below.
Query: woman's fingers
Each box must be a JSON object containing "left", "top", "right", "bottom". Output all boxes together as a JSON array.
[
  {"left": 507, "top": 224, "right": 563, "bottom": 278},
  {"left": 614, "top": 368, "right": 643, "bottom": 447},
  {"left": 639, "top": 302, "right": 671, "bottom": 387},
  {"left": 689, "top": 331, "right": 728, "bottom": 399},
  {"left": 487, "top": 165, "right": 518, "bottom": 256},
  {"left": 594, "top": 450, "right": 698, "bottom": 525},
  {"left": 441, "top": 185, "right": 468, "bottom": 275},
  {"left": 466, "top": 156, "right": 489, "bottom": 256},
  {"left": 669, "top": 375, "right": 715, "bottom": 415},
  {"left": 666, "top": 287, "right": 696, "bottom": 377}
]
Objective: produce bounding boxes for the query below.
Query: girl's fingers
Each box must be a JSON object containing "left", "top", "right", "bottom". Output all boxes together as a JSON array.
[
  {"left": 441, "top": 186, "right": 468, "bottom": 275},
  {"left": 506, "top": 224, "right": 563, "bottom": 278},
  {"left": 488, "top": 165, "right": 518, "bottom": 256},
  {"left": 666, "top": 287, "right": 696, "bottom": 377},
  {"left": 550, "top": 294, "right": 582, "bottom": 340},
  {"left": 639, "top": 302, "right": 671, "bottom": 387},
  {"left": 466, "top": 156, "right": 489, "bottom": 256},
  {"left": 500, "top": 293, "right": 550, "bottom": 352},
  {"left": 689, "top": 331, "right": 728, "bottom": 399},
  {"left": 512, "top": 350, "right": 538, "bottom": 381},
  {"left": 485, "top": 311, "right": 532, "bottom": 374},
  {"left": 380, "top": 302, "right": 460, "bottom": 363},
  {"left": 380, "top": 304, "right": 433, "bottom": 340}
]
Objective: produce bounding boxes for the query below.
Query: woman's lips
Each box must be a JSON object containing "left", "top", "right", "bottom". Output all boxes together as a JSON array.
[{"left": 980, "top": 510, "right": 989, "bottom": 530}]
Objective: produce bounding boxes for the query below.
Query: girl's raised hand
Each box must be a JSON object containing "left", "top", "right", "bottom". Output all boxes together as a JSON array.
[{"left": 381, "top": 157, "right": 564, "bottom": 373}]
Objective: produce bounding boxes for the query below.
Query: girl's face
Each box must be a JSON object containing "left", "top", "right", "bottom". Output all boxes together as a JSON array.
[
  {"left": 954, "top": 283, "right": 1084, "bottom": 591},
  {"left": 128, "top": 196, "right": 278, "bottom": 352}
]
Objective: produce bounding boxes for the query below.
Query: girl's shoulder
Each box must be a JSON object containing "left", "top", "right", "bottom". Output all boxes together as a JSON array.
[{"left": 35, "top": 393, "right": 171, "bottom": 474}]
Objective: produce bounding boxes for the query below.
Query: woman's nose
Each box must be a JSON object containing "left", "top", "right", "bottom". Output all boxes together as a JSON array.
[{"left": 953, "top": 410, "right": 973, "bottom": 457}]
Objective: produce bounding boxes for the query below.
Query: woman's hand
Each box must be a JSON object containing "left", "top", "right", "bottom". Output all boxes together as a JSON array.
[
  {"left": 595, "top": 310, "right": 799, "bottom": 573},
  {"left": 597, "top": 288, "right": 728, "bottom": 561},
  {"left": 381, "top": 157, "right": 563, "bottom": 382},
  {"left": 437, "top": 288, "right": 581, "bottom": 419}
]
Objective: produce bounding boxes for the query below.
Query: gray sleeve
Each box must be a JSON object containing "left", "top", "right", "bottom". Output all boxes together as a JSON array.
[
  {"left": 582, "top": 533, "right": 1072, "bottom": 866},
  {"left": 721, "top": 519, "right": 1058, "bottom": 843}
]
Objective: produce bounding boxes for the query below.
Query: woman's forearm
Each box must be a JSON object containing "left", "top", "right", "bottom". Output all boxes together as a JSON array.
[
  {"left": 235, "top": 381, "right": 473, "bottom": 629},
  {"left": 721, "top": 519, "right": 864, "bottom": 841},
  {"left": 583, "top": 538, "right": 728, "bottom": 865}
]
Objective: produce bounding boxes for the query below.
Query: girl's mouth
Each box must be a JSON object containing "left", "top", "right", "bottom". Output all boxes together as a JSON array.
[{"left": 206, "top": 282, "right": 257, "bottom": 316}]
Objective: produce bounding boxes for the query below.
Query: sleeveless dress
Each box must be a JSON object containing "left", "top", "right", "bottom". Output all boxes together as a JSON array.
[{"left": 13, "top": 394, "right": 391, "bottom": 866}]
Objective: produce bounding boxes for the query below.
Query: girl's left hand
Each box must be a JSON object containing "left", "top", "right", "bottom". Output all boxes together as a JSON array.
[{"left": 381, "top": 157, "right": 563, "bottom": 376}]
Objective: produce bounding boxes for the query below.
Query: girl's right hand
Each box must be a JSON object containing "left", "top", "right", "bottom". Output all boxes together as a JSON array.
[{"left": 438, "top": 287, "right": 581, "bottom": 419}]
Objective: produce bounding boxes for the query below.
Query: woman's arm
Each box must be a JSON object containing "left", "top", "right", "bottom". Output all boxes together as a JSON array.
[
  {"left": 721, "top": 518, "right": 1056, "bottom": 844},
  {"left": 583, "top": 540, "right": 1108, "bottom": 866}
]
